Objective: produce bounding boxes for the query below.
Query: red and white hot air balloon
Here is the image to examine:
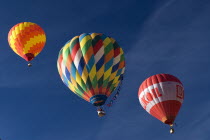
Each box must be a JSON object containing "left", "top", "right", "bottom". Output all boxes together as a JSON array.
[{"left": 138, "top": 74, "right": 184, "bottom": 133}]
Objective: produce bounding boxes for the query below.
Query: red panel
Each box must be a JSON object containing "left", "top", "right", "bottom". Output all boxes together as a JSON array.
[
  {"left": 71, "top": 42, "right": 80, "bottom": 60},
  {"left": 114, "top": 48, "right": 120, "bottom": 57},
  {"left": 138, "top": 74, "right": 183, "bottom": 97},
  {"left": 93, "top": 39, "right": 103, "bottom": 55},
  {"left": 149, "top": 100, "right": 181, "bottom": 125}
]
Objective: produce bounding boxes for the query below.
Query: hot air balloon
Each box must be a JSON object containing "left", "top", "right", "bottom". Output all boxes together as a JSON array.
[
  {"left": 57, "top": 33, "right": 125, "bottom": 117},
  {"left": 138, "top": 74, "right": 184, "bottom": 133},
  {"left": 8, "top": 22, "right": 46, "bottom": 67}
]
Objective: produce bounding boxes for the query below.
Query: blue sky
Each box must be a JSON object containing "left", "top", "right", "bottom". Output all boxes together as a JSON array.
[{"left": 0, "top": 0, "right": 209, "bottom": 140}]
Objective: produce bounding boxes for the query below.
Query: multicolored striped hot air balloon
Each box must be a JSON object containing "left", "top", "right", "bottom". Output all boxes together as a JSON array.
[
  {"left": 57, "top": 33, "right": 125, "bottom": 117},
  {"left": 8, "top": 22, "right": 46, "bottom": 67},
  {"left": 138, "top": 74, "right": 184, "bottom": 133}
]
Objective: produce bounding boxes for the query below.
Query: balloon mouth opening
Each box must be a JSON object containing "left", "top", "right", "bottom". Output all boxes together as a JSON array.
[
  {"left": 23, "top": 53, "right": 34, "bottom": 61},
  {"left": 162, "top": 116, "right": 175, "bottom": 125},
  {"left": 90, "top": 95, "right": 107, "bottom": 106}
]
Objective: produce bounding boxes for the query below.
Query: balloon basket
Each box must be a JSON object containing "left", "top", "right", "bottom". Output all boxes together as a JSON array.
[
  {"left": 28, "top": 63, "right": 32, "bottom": 67},
  {"left": 170, "top": 124, "right": 174, "bottom": 134},
  {"left": 97, "top": 108, "right": 106, "bottom": 117}
]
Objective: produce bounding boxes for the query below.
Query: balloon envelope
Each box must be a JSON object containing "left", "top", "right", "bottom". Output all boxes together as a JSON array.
[
  {"left": 138, "top": 74, "right": 184, "bottom": 125},
  {"left": 57, "top": 33, "right": 125, "bottom": 106},
  {"left": 8, "top": 22, "right": 46, "bottom": 62}
]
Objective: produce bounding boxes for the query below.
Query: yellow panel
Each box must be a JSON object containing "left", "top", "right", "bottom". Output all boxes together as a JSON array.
[
  {"left": 75, "top": 71, "right": 82, "bottom": 87},
  {"left": 103, "top": 37, "right": 111, "bottom": 47},
  {"left": 63, "top": 42, "right": 70, "bottom": 52},
  {"left": 104, "top": 67, "right": 112, "bottom": 80},
  {"left": 80, "top": 35, "right": 91, "bottom": 49},
  {"left": 81, "top": 67, "right": 88, "bottom": 83},
  {"left": 96, "top": 65, "right": 104, "bottom": 80},
  {"left": 90, "top": 33, "right": 99, "bottom": 38},
  {"left": 23, "top": 34, "right": 46, "bottom": 53},
  {"left": 112, "top": 75, "right": 120, "bottom": 84},
  {"left": 89, "top": 66, "right": 96, "bottom": 81},
  {"left": 109, "top": 71, "right": 117, "bottom": 81},
  {"left": 70, "top": 75, "right": 78, "bottom": 89}
]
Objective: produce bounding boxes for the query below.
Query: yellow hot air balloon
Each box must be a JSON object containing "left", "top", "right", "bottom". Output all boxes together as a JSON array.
[{"left": 8, "top": 22, "right": 46, "bottom": 66}]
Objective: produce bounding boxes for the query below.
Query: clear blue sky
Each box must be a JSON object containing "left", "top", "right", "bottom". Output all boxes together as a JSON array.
[{"left": 0, "top": 0, "right": 209, "bottom": 140}]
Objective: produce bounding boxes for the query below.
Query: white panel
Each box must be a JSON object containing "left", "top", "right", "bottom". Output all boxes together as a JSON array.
[
  {"left": 61, "top": 62, "right": 67, "bottom": 78},
  {"left": 139, "top": 81, "right": 184, "bottom": 113},
  {"left": 113, "top": 55, "right": 121, "bottom": 65},
  {"left": 95, "top": 46, "right": 104, "bottom": 63},
  {"left": 74, "top": 49, "right": 82, "bottom": 69}
]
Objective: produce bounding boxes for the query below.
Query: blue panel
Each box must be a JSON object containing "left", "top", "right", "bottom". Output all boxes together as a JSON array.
[
  {"left": 70, "top": 63, "right": 77, "bottom": 79},
  {"left": 78, "top": 57, "right": 85, "bottom": 75},
  {"left": 105, "top": 58, "right": 113, "bottom": 71},
  {"left": 96, "top": 56, "right": 104, "bottom": 71},
  {"left": 116, "top": 69, "right": 122, "bottom": 76},
  {"left": 87, "top": 55, "right": 95, "bottom": 71},
  {"left": 63, "top": 75, "right": 69, "bottom": 87},
  {"left": 100, "top": 34, "right": 108, "bottom": 41},
  {"left": 79, "top": 33, "right": 89, "bottom": 41},
  {"left": 111, "top": 63, "right": 119, "bottom": 73},
  {"left": 65, "top": 68, "right": 70, "bottom": 81}
]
